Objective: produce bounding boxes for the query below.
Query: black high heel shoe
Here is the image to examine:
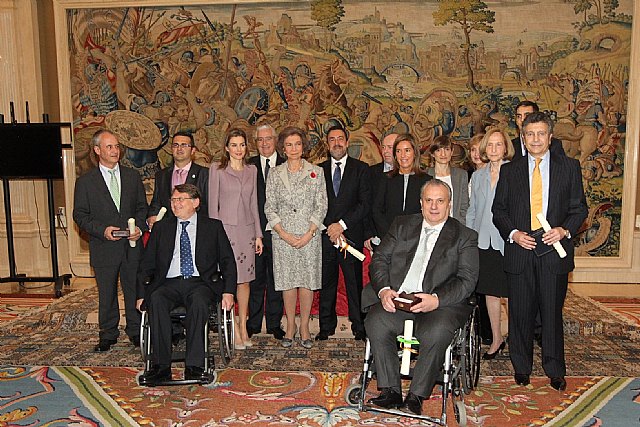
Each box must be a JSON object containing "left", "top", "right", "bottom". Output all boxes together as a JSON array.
[{"left": 482, "top": 341, "right": 506, "bottom": 360}]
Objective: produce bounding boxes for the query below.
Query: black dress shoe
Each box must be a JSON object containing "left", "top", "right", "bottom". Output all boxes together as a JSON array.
[
  {"left": 315, "top": 331, "right": 330, "bottom": 341},
  {"left": 184, "top": 366, "right": 207, "bottom": 381},
  {"left": 267, "top": 327, "right": 286, "bottom": 340},
  {"left": 401, "top": 392, "right": 424, "bottom": 415},
  {"left": 139, "top": 366, "right": 171, "bottom": 385},
  {"left": 550, "top": 377, "right": 567, "bottom": 391},
  {"left": 354, "top": 330, "right": 366, "bottom": 341},
  {"left": 514, "top": 374, "right": 530, "bottom": 386},
  {"left": 482, "top": 341, "right": 506, "bottom": 360},
  {"left": 93, "top": 339, "right": 117, "bottom": 352},
  {"left": 368, "top": 388, "right": 403, "bottom": 409}
]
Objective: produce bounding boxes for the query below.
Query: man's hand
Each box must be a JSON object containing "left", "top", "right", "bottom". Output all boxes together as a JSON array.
[
  {"left": 513, "top": 230, "right": 536, "bottom": 250},
  {"left": 104, "top": 226, "right": 121, "bottom": 241},
  {"left": 410, "top": 293, "right": 439, "bottom": 313},
  {"left": 542, "top": 227, "right": 565, "bottom": 246},
  {"left": 147, "top": 216, "right": 157, "bottom": 230},
  {"left": 136, "top": 298, "right": 144, "bottom": 311},
  {"left": 327, "top": 222, "right": 344, "bottom": 244},
  {"left": 364, "top": 238, "right": 374, "bottom": 252},
  {"left": 128, "top": 227, "right": 142, "bottom": 242},
  {"left": 379, "top": 288, "right": 399, "bottom": 313},
  {"left": 221, "top": 293, "right": 235, "bottom": 311}
]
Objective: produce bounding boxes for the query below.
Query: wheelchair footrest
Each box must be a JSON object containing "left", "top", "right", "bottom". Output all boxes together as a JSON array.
[{"left": 138, "top": 372, "right": 215, "bottom": 387}]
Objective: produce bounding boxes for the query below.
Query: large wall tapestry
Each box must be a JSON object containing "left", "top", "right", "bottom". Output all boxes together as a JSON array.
[{"left": 67, "top": 0, "right": 633, "bottom": 257}]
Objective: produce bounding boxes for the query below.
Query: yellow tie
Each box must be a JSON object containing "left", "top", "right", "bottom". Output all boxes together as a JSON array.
[{"left": 531, "top": 158, "right": 542, "bottom": 229}]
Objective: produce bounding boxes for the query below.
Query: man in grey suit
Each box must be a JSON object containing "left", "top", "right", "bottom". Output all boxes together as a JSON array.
[
  {"left": 363, "top": 180, "right": 479, "bottom": 415},
  {"left": 73, "top": 129, "right": 148, "bottom": 352},
  {"left": 492, "top": 112, "right": 587, "bottom": 391},
  {"left": 147, "top": 131, "right": 209, "bottom": 228}
]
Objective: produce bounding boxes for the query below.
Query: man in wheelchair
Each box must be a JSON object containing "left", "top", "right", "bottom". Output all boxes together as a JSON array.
[
  {"left": 136, "top": 184, "right": 237, "bottom": 385},
  {"left": 362, "top": 180, "right": 479, "bottom": 415}
]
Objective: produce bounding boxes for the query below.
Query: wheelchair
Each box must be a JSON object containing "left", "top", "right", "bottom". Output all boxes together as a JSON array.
[
  {"left": 137, "top": 284, "right": 235, "bottom": 386},
  {"left": 346, "top": 300, "right": 480, "bottom": 426}
]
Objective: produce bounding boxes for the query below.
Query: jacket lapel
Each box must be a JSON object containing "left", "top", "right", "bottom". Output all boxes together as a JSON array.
[
  {"left": 93, "top": 167, "right": 119, "bottom": 213},
  {"left": 423, "top": 219, "right": 456, "bottom": 288}
]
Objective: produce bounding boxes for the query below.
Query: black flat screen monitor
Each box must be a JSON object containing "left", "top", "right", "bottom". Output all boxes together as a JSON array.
[{"left": 0, "top": 123, "right": 64, "bottom": 179}]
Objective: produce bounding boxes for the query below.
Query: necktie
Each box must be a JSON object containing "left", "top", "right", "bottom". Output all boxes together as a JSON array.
[
  {"left": 108, "top": 169, "right": 120, "bottom": 211},
  {"left": 180, "top": 221, "right": 194, "bottom": 277},
  {"left": 402, "top": 227, "right": 436, "bottom": 289},
  {"left": 531, "top": 158, "right": 543, "bottom": 229},
  {"left": 264, "top": 158, "right": 271, "bottom": 180},
  {"left": 333, "top": 161, "right": 342, "bottom": 196}
]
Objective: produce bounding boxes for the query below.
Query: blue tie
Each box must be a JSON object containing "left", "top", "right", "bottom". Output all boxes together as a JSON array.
[
  {"left": 333, "top": 161, "right": 342, "bottom": 196},
  {"left": 180, "top": 221, "right": 194, "bottom": 277}
]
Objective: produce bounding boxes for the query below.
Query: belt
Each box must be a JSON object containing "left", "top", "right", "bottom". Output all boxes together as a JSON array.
[{"left": 167, "top": 275, "right": 200, "bottom": 280}]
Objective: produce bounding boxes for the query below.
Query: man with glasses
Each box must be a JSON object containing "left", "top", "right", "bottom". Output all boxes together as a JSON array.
[
  {"left": 148, "top": 132, "right": 209, "bottom": 228},
  {"left": 246, "top": 124, "right": 286, "bottom": 340},
  {"left": 492, "top": 112, "right": 587, "bottom": 391},
  {"left": 511, "top": 101, "right": 565, "bottom": 160},
  {"left": 137, "top": 184, "right": 237, "bottom": 385}
]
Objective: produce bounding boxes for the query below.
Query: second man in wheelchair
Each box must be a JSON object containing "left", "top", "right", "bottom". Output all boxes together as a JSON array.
[
  {"left": 136, "top": 184, "right": 237, "bottom": 384},
  {"left": 362, "top": 179, "right": 479, "bottom": 415}
]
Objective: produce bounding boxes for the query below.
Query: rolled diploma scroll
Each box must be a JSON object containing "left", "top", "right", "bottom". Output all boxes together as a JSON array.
[
  {"left": 155, "top": 207, "right": 167, "bottom": 222},
  {"left": 535, "top": 213, "right": 567, "bottom": 258},
  {"left": 335, "top": 236, "right": 366, "bottom": 262},
  {"left": 128, "top": 218, "right": 136, "bottom": 248},
  {"left": 400, "top": 319, "right": 414, "bottom": 375}
]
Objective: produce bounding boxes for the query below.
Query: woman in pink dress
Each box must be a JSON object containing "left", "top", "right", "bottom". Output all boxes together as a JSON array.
[{"left": 209, "top": 128, "right": 263, "bottom": 349}]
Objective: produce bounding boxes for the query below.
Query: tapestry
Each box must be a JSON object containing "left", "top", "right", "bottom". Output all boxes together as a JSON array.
[{"left": 66, "top": 0, "right": 634, "bottom": 257}]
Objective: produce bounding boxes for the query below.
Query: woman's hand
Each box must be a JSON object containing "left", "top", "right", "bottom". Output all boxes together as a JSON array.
[
  {"left": 255, "top": 237, "right": 264, "bottom": 255},
  {"left": 293, "top": 231, "right": 313, "bottom": 249}
]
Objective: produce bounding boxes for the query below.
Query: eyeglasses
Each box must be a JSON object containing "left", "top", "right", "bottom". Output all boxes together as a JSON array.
[
  {"left": 172, "top": 143, "right": 192, "bottom": 149},
  {"left": 256, "top": 136, "right": 274, "bottom": 143},
  {"left": 170, "top": 197, "right": 193, "bottom": 203}
]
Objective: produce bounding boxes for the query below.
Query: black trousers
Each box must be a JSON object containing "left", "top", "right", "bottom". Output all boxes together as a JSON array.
[
  {"left": 507, "top": 254, "right": 568, "bottom": 378},
  {"left": 319, "top": 236, "right": 365, "bottom": 335},
  {"left": 247, "top": 235, "right": 283, "bottom": 332},
  {"left": 147, "top": 277, "right": 214, "bottom": 368},
  {"left": 365, "top": 301, "right": 471, "bottom": 398},
  {"left": 94, "top": 259, "right": 140, "bottom": 341}
]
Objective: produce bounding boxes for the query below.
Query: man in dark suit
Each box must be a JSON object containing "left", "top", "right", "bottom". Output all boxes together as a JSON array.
[
  {"left": 73, "top": 129, "right": 148, "bottom": 352},
  {"left": 363, "top": 179, "right": 479, "bottom": 415},
  {"left": 511, "top": 101, "right": 565, "bottom": 160},
  {"left": 492, "top": 112, "right": 587, "bottom": 391},
  {"left": 147, "top": 132, "right": 209, "bottom": 228},
  {"left": 246, "top": 124, "right": 286, "bottom": 340},
  {"left": 136, "top": 184, "right": 237, "bottom": 384},
  {"left": 365, "top": 131, "right": 396, "bottom": 252},
  {"left": 318, "top": 125, "right": 372, "bottom": 341}
]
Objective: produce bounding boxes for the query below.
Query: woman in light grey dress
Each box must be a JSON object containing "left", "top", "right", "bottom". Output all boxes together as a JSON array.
[{"left": 264, "top": 126, "right": 327, "bottom": 349}]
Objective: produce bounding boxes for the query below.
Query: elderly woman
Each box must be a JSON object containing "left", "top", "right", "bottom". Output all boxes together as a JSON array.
[
  {"left": 209, "top": 128, "right": 263, "bottom": 350},
  {"left": 466, "top": 127, "right": 514, "bottom": 359},
  {"left": 264, "top": 126, "right": 328, "bottom": 349},
  {"left": 427, "top": 135, "right": 469, "bottom": 224},
  {"left": 372, "top": 134, "right": 432, "bottom": 240}
]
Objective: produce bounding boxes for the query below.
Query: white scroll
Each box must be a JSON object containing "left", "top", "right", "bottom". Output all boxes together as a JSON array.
[
  {"left": 535, "top": 213, "right": 567, "bottom": 258},
  {"left": 155, "top": 207, "right": 167, "bottom": 222},
  {"left": 400, "top": 319, "right": 414, "bottom": 375},
  {"left": 128, "top": 218, "right": 136, "bottom": 248},
  {"left": 335, "top": 236, "right": 366, "bottom": 261}
]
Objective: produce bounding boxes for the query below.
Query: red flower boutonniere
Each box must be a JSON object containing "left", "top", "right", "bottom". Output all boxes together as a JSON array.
[{"left": 310, "top": 171, "right": 317, "bottom": 178}]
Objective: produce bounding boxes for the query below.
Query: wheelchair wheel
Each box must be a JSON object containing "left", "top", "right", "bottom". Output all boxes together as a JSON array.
[
  {"left": 454, "top": 399, "right": 467, "bottom": 426},
  {"left": 139, "top": 311, "right": 152, "bottom": 371},
  {"left": 345, "top": 384, "right": 362, "bottom": 406},
  {"left": 463, "top": 306, "right": 481, "bottom": 394},
  {"left": 217, "top": 304, "right": 235, "bottom": 366}
]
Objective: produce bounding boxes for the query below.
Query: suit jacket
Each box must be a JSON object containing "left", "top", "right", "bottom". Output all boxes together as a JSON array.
[
  {"left": 321, "top": 156, "right": 372, "bottom": 248},
  {"left": 492, "top": 153, "right": 588, "bottom": 274},
  {"left": 363, "top": 215, "right": 478, "bottom": 310},
  {"left": 208, "top": 163, "right": 262, "bottom": 237},
  {"left": 73, "top": 165, "right": 148, "bottom": 267},
  {"left": 426, "top": 166, "right": 469, "bottom": 225},
  {"left": 372, "top": 171, "right": 432, "bottom": 239},
  {"left": 148, "top": 162, "right": 209, "bottom": 219},
  {"left": 249, "top": 154, "right": 285, "bottom": 233},
  {"left": 511, "top": 136, "right": 566, "bottom": 161},
  {"left": 137, "top": 214, "right": 237, "bottom": 300},
  {"left": 466, "top": 162, "right": 507, "bottom": 254}
]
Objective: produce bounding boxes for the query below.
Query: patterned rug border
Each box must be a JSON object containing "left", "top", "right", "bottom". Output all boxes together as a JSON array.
[
  {"left": 579, "top": 294, "right": 640, "bottom": 329},
  {"left": 0, "top": 288, "right": 85, "bottom": 327}
]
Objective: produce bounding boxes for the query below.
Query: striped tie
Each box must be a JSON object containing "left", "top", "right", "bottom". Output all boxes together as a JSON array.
[{"left": 108, "top": 169, "right": 120, "bottom": 211}]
